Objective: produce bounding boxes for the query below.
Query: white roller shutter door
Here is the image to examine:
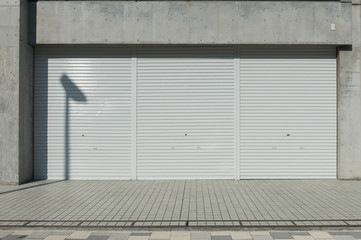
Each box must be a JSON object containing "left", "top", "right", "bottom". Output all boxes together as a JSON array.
[
  {"left": 239, "top": 46, "right": 337, "bottom": 179},
  {"left": 34, "top": 46, "right": 337, "bottom": 180},
  {"left": 136, "top": 46, "right": 236, "bottom": 179},
  {"left": 34, "top": 47, "right": 134, "bottom": 180}
]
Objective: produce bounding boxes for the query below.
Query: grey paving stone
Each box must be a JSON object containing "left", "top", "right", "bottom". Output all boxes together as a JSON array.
[
  {"left": 211, "top": 236, "right": 232, "bottom": 240},
  {"left": 289, "top": 232, "right": 310, "bottom": 236},
  {"left": 1, "top": 236, "right": 27, "bottom": 240},
  {"left": 191, "top": 232, "right": 211, "bottom": 239},
  {"left": 130, "top": 233, "right": 151, "bottom": 236},
  {"left": 108, "top": 233, "right": 131, "bottom": 240},
  {"left": 270, "top": 232, "right": 293, "bottom": 239},
  {"left": 86, "top": 236, "right": 109, "bottom": 240},
  {"left": 346, "top": 221, "right": 361, "bottom": 226},
  {"left": 26, "top": 232, "right": 52, "bottom": 239},
  {"left": 90, "top": 233, "right": 112, "bottom": 237},
  {"left": 350, "top": 232, "right": 361, "bottom": 238},
  {"left": 329, "top": 232, "right": 351, "bottom": 236},
  {"left": 332, "top": 236, "right": 356, "bottom": 240},
  {"left": 252, "top": 236, "right": 274, "bottom": 240},
  {"left": 50, "top": 232, "right": 72, "bottom": 235},
  {"left": 0, "top": 232, "right": 11, "bottom": 239}
]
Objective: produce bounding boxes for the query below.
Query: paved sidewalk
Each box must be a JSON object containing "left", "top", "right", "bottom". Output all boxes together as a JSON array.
[
  {"left": 1, "top": 231, "right": 361, "bottom": 240},
  {"left": 1, "top": 180, "right": 361, "bottom": 227}
]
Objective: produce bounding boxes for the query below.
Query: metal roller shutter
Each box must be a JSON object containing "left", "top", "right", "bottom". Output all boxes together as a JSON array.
[
  {"left": 239, "top": 46, "right": 337, "bottom": 179},
  {"left": 34, "top": 47, "right": 134, "bottom": 180},
  {"left": 136, "top": 46, "right": 236, "bottom": 179},
  {"left": 34, "top": 45, "right": 337, "bottom": 180}
]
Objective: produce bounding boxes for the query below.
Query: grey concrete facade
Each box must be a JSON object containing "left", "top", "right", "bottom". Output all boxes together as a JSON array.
[
  {"left": 35, "top": 1, "right": 351, "bottom": 45},
  {"left": 18, "top": 0, "right": 33, "bottom": 184},
  {"left": 0, "top": 0, "right": 21, "bottom": 184},
  {"left": 338, "top": 1, "right": 361, "bottom": 179},
  {"left": 0, "top": 0, "right": 33, "bottom": 184},
  {"left": 1, "top": 0, "right": 361, "bottom": 183}
]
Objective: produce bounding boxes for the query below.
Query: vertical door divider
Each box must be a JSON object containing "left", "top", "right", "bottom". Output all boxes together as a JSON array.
[
  {"left": 131, "top": 46, "right": 138, "bottom": 180},
  {"left": 235, "top": 46, "right": 240, "bottom": 180}
]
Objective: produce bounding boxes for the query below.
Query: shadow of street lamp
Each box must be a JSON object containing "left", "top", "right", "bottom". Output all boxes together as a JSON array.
[{"left": 61, "top": 75, "right": 87, "bottom": 180}]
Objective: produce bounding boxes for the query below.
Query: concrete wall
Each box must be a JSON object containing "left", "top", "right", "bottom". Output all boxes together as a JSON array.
[
  {"left": 19, "top": 0, "right": 33, "bottom": 184},
  {"left": 35, "top": 1, "right": 352, "bottom": 45},
  {"left": 0, "top": 0, "right": 33, "bottom": 184},
  {"left": 1, "top": 0, "right": 361, "bottom": 183},
  {"left": 32, "top": 0, "right": 360, "bottom": 179},
  {"left": 338, "top": 0, "right": 361, "bottom": 179},
  {"left": 0, "top": 0, "right": 21, "bottom": 184}
]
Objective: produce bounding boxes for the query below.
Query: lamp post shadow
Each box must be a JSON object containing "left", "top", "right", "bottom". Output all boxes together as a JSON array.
[{"left": 60, "top": 75, "right": 87, "bottom": 180}]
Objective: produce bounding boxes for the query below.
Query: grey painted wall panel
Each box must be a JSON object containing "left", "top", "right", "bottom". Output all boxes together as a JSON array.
[{"left": 35, "top": 1, "right": 352, "bottom": 45}]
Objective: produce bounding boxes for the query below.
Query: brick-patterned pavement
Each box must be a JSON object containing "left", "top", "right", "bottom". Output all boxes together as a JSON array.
[
  {"left": 1, "top": 180, "right": 361, "bottom": 227},
  {"left": 1, "top": 231, "right": 361, "bottom": 240}
]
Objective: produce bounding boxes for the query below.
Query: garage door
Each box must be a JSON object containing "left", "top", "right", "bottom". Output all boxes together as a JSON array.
[
  {"left": 34, "top": 46, "right": 336, "bottom": 180},
  {"left": 34, "top": 47, "right": 134, "bottom": 180},
  {"left": 136, "top": 46, "right": 236, "bottom": 179},
  {"left": 240, "top": 46, "right": 337, "bottom": 179}
]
